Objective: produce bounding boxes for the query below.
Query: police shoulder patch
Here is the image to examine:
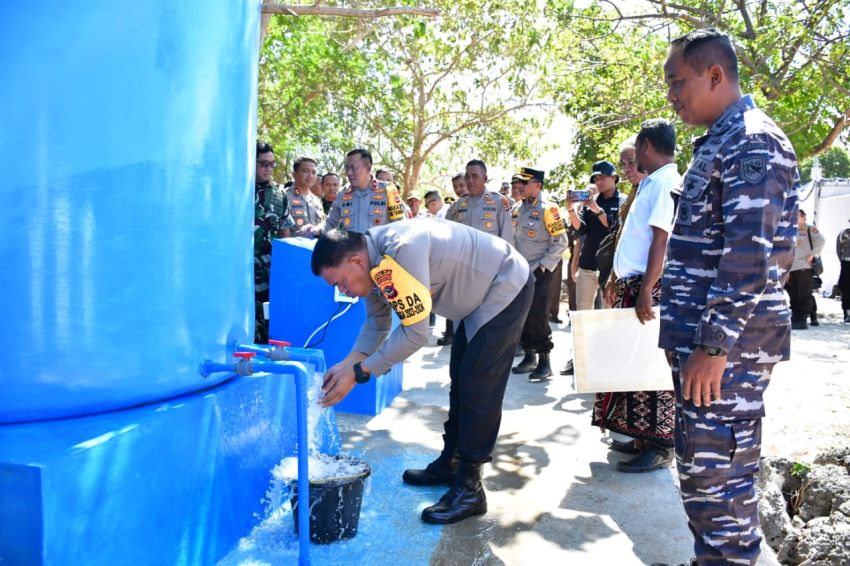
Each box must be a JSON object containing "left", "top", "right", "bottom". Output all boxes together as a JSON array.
[
  {"left": 739, "top": 155, "right": 767, "bottom": 184},
  {"left": 370, "top": 255, "right": 432, "bottom": 326}
]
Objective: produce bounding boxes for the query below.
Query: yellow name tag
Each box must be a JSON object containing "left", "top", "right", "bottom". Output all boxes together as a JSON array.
[
  {"left": 544, "top": 206, "right": 566, "bottom": 236},
  {"left": 370, "top": 255, "right": 432, "bottom": 326},
  {"left": 386, "top": 186, "right": 405, "bottom": 221}
]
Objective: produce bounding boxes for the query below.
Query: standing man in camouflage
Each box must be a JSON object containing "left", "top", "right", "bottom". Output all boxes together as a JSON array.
[
  {"left": 511, "top": 167, "right": 568, "bottom": 381},
  {"left": 655, "top": 29, "right": 798, "bottom": 566},
  {"left": 286, "top": 157, "right": 326, "bottom": 237},
  {"left": 326, "top": 149, "right": 406, "bottom": 233},
  {"left": 254, "top": 141, "right": 295, "bottom": 343}
]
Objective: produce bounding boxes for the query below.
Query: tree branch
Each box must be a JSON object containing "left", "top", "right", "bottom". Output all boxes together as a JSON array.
[
  {"left": 735, "top": 0, "right": 756, "bottom": 39},
  {"left": 262, "top": 5, "right": 440, "bottom": 18},
  {"left": 810, "top": 108, "right": 849, "bottom": 156}
]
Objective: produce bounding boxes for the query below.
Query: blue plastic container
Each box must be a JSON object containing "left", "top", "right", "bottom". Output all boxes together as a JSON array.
[
  {"left": 0, "top": 0, "right": 260, "bottom": 423},
  {"left": 269, "top": 238, "right": 404, "bottom": 415}
]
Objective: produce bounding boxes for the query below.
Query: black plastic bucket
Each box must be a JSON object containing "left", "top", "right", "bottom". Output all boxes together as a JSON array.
[{"left": 291, "top": 456, "right": 371, "bottom": 544}]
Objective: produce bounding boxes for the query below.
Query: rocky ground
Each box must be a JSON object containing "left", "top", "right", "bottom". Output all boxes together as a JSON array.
[{"left": 757, "top": 295, "right": 850, "bottom": 565}]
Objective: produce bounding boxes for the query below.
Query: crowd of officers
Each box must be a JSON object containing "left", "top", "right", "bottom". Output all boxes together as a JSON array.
[{"left": 253, "top": 146, "right": 571, "bottom": 366}]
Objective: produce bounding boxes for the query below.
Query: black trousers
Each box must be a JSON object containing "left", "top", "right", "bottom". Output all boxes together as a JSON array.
[
  {"left": 549, "top": 259, "right": 563, "bottom": 318},
  {"left": 441, "top": 274, "right": 534, "bottom": 463},
  {"left": 786, "top": 269, "right": 814, "bottom": 322},
  {"left": 840, "top": 260, "right": 850, "bottom": 311},
  {"left": 520, "top": 268, "right": 555, "bottom": 353}
]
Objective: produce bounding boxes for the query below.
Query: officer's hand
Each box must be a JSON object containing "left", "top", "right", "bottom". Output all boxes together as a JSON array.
[
  {"left": 263, "top": 213, "right": 280, "bottom": 231},
  {"left": 681, "top": 349, "right": 727, "bottom": 408},
  {"left": 320, "top": 363, "right": 356, "bottom": 407},
  {"left": 604, "top": 280, "right": 617, "bottom": 307},
  {"left": 301, "top": 224, "right": 317, "bottom": 236},
  {"left": 634, "top": 286, "right": 655, "bottom": 325}
]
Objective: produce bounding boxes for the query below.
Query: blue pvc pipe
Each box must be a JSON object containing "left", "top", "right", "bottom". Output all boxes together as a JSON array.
[{"left": 199, "top": 358, "right": 312, "bottom": 566}]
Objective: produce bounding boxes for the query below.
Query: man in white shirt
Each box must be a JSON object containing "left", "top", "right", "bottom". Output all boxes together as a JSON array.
[
  {"left": 424, "top": 190, "right": 448, "bottom": 220},
  {"left": 592, "top": 118, "right": 681, "bottom": 473}
]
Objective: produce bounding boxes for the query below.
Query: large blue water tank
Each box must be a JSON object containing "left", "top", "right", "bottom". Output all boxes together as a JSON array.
[{"left": 0, "top": 1, "right": 261, "bottom": 423}]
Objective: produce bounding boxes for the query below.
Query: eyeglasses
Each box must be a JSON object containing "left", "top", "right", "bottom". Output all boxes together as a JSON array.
[{"left": 257, "top": 160, "right": 276, "bottom": 169}]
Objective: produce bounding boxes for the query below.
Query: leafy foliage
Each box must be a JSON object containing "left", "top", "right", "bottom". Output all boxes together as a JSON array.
[{"left": 800, "top": 146, "right": 850, "bottom": 184}]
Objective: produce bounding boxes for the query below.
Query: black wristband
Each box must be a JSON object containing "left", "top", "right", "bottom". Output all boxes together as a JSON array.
[{"left": 595, "top": 209, "right": 605, "bottom": 216}]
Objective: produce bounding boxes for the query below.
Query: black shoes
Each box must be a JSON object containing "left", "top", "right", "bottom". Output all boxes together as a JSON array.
[
  {"left": 421, "top": 461, "right": 487, "bottom": 524},
  {"left": 529, "top": 352, "right": 553, "bottom": 381},
  {"left": 403, "top": 455, "right": 459, "bottom": 486},
  {"left": 549, "top": 314, "right": 563, "bottom": 323},
  {"left": 436, "top": 333, "right": 453, "bottom": 346},
  {"left": 845, "top": 310, "right": 850, "bottom": 324},
  {"left": 616, "top": 445, "right": 673, "bottom": 473},
  {"left": 810, "top": 312, "right": 820, "bottom": 326},
  {"left": 512, "top": 350, "right": 537, "bottom": 374},
  {"left": 560, "top": 359, "right": 574, "bottom": 376},
  {"left": 791, "top": 319, "right": 808, "bottom": 330},
  {"left": 607, "top": 438, "right": 641, "bottom": 455}
]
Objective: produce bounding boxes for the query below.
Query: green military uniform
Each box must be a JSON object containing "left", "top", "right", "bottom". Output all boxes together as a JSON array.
[{"left": 254, "top": 180, "right": 295, "bottom": 343}]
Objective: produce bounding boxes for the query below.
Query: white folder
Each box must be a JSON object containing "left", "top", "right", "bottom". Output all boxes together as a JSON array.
[{"left": 571, "top": 307, "right": 674, "bottom": 393}]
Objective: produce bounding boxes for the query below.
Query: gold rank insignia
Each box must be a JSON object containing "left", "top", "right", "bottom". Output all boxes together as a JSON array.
[
  {"left": 342, "top": 208, "right": 351, "bottom": 216},
  {"left": 292, "top": 198, "right": 303, "bottom": 205},
  {"left": 544, "top": 206, "right": 566, "bottom": 236},
  {"left": 484, "top": 211, "right": 494, "bottom": 219},
  {"left": 372, "top": 207, "right": 385, "bottom": 215},
  {"left": 342, "top": 194, "right": 353, "bottom": 201},
  {"left": 530, "top": 210, "right": 540, "bottom": 217},
  {"left": 343, "top": 217, "right": 352, "bottom": 227}
]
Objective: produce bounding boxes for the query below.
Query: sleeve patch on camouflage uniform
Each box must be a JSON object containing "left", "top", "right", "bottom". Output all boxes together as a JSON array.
[
  {"left": 370, "top": 255, "right": 432, "bottom": 326},
  {"left": 544, "top": 206, "right": 566, "bottom": 236},
  {"left": 739, "top": 156, "right": 767, "bottom": 184}
]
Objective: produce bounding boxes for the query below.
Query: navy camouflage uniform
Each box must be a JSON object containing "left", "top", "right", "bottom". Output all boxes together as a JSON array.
[
  {"left": 325, "top": 178, "right": 406, "bottom": 233},
  {"left": 659, "top": 95, "right": 799, "bottom": 565},
  {"left": 254, "top": 180, "right": 295, "bottom": 343},
  {"left": 514, "top": 192, "right": 568, "bottom": 354},
  {"left": 285, "top": 186, "right": 325, "bottom": 236},
  {"left": 446, "top": 190, "right": 514, "bottom": 245}
]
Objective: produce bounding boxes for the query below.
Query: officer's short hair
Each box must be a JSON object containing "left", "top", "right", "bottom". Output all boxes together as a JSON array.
[
  {"left": 636, "top": 119, "right": 676, "bottom": 157},
  {"left": 293, "top": 157, "right": 317, "bottom": 172},
  {"left": 619, "top": 135, "right": 637, "bottom": 153},
  {"left": 322, "top": 172, "right": 339, "bottom": 182},
  {"left": 451, "top": 173, "right": 464, "bottom": 182},
  {"left": 423, "top": 189, "right": 442, "bottom": 203},
  {"left": 466, "top": 159, "right": 487, "bottom": 174},
  {"left": 257, "top": 141, "right": 274, "bottom": 158},
  {"left": 311, "top": 229, "right": 367, "bottom": 275},
  {"left": 671, "top": 28, "right": 739, "bottom": 81},
  {"left": 346, "top": 148, "right": 373, "bottom": 165}
]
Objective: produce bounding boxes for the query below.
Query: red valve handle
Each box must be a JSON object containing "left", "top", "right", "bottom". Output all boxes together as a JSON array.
[
  {"left": 268, "top": 340, "right": 291, "bottom": 347},
  {"left": 233, "top": 352, "right": 256, "bottom": 359}
]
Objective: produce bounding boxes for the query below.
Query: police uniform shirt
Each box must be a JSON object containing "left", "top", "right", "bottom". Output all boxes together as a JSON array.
[
  {"left": 514, "top": 195, "right": 568, "bottom": 271},
  {"left": 285, "top": 186, "right": 325, "bottom": 234},
  {"left": 326, "top": 178, "right": 405, "bottom": 233},
  {"left": 354, "top": 219, "right": 530, "bottom": 376},
  {"left": 659, "top": 94, "right": 799, "bottom": 364},
  {"left": 446, "top": 190, "right": 514, "bottom": 244}
]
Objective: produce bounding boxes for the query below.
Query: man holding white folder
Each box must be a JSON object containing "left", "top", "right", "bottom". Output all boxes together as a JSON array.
[{"left": 591, "top": 119, "right": 681, "bottom": 473}]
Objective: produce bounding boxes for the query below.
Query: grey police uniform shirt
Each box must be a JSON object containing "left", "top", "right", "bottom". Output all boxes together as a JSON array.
[
  {"left": 659, "top": 94, "right": 799, "bottom": 363},
  {"left": 354, "top": 219, "right": 530, "bottom": 376},
  {"left": 285, "top": 187, "right": 325, "bottom": 235},
  {"left": 514, "top": 195, "right": 569, "bottom": 272},
  {"left": 325, "top": 179, "right": 405, "bottom": 233},
  {"left": 446, "top": 190, "right": 514, "bottom": 244}
]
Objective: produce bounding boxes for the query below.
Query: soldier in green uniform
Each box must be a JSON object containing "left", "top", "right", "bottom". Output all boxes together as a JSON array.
[
  {"left": 254, "top": 141, "right": 295, "bottom": 343},
  {"left": 511, "top": 167, "right": 568, "bottom": 380}
]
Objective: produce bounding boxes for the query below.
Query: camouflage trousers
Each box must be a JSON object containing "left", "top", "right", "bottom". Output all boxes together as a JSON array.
[{"left": 671, "top": 353, "right": 775, "bottom": 566}]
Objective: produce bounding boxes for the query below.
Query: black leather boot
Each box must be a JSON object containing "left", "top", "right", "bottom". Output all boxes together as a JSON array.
[
  {"left": 529, "top": 352, "right": 553, "bottom": 381},
  {"left": 421, "top": 461, "right": 487, "bottom": 524},
  {"left": 512, "top": 349, "right": 537, "bottom": 373},
  {"left": 810, "top": 312, "right": 819, "bottom": 326},
  {"left": 402, "top": 453, "right": 459, "bottom": 486}
]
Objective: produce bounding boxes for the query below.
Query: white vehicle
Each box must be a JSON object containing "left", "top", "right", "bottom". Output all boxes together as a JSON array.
[{"left": 798, "top": 177, "right": 850, "bottom": 294}]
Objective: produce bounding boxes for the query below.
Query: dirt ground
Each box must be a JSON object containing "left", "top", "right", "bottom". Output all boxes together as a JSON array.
[{"left": 761, "top": 294, "right": 850, "bottom": 462}]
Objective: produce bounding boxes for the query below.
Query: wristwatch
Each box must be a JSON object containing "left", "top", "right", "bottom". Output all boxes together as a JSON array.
[
  {"left": 595, "top": 209, "right": 605, "bottom": 216},
  {"left": 353, "top": 362, "right": 371, "bottom": 384},
  {"left": 700, "top": 345, "right": 725, "bottom": 357}
]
